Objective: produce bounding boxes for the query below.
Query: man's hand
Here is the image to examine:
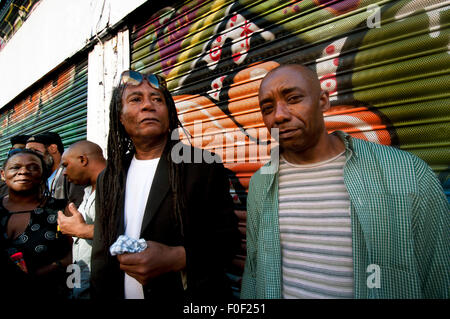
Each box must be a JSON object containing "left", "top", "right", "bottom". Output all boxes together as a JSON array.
[
  {"left": 57, "top": 203, "right": 94, "bottom": 239},
  {"left": 117, "top": 241, "right": 186, "bottom": 286}
]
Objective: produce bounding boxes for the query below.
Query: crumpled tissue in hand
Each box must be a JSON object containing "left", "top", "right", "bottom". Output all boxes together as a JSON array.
[{"left": 109, "top": 235, "right": 148, "bottom": 256}]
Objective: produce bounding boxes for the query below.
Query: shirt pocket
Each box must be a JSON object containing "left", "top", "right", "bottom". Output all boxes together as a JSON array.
[
  {"left": 362, "top": 192, "right": 418, "bottom": 273},
  {"left": 375, "top": 265, "right": 422, "bottom": 298}
]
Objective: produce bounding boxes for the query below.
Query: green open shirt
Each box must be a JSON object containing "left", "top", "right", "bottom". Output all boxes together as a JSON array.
[{"left": 241, "top": 131, "right": 450, "bottom": 299}]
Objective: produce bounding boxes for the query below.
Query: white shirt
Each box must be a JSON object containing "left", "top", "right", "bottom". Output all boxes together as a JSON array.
[
  {"left": 72, "top": 185, "right": 95, "bottom": 298},
  {"left": 123, "top": 155, "right": 160, "bottom": 299}
]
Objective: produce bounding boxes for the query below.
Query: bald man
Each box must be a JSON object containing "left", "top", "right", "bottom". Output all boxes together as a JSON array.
[
  {"left": 57, "top": 140, "right": 106, "bottom": 299},
  {"left": 241, "top": 64, "right": 449, "bottom": 299}
]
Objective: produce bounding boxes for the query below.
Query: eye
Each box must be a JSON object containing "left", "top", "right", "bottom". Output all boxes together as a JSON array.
[
  {"left": 287, "top": 95, "right": 302, "bottom": 103},
  {"left": 152, "top": 97, "right": 163, "bottom": 103},
  {"left": 28, "top": 164, "right": 41, "bottom": 171},
  {"left": 261, "top": 105, "right": 273, "bottom": 115},
  {"left": 128, "top": 95, "right": 142, "bottom": 103}
]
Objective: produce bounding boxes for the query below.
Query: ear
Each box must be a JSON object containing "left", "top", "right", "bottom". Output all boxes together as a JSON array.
[
  {"left": 79, "top": 155, "right": 89, "bottom": 167},
  {"left": 47, "top": 144, "right": 59, "bottom": 155},
  {"left": 319, "top": 90, "right": 331, "bottom": 113},
  {"left": 119, "top": 112, "right": 124, "bottom": 126},
  {"left": 1, "top": 170, "right": 5, "bottom": 181}
]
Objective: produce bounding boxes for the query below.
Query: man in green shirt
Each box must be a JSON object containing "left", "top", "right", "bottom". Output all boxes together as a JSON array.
[{"left": 241, "top": 64, "right": 449, "bottom": 299}]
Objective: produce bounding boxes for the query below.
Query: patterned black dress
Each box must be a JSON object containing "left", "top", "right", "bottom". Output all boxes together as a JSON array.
[{"left": 0, "top": 197, "right": 72, "bottom": 298}]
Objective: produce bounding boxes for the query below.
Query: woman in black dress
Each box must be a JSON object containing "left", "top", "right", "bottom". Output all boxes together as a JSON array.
[{"left": 0, "top": 148, "right": 72, "bottom": 298}]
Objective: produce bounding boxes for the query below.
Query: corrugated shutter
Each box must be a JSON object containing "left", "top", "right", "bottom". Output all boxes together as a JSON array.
[
  {"left": 130, "top": 0, "right": 450, "bottom": 295},
  {"left": 0, "top": 58, "right": 88, "bottom": 162}
]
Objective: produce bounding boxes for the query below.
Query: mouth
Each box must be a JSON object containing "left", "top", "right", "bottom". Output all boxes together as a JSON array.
[
  {"left": 14, "top": 179, "right": 32, "bottom": 184},
  {"left": 278, "top": 127, "right": 300, "bottom": 139},
  {"left": 141, "top": 118, "right": 159, "bottom": 124}
]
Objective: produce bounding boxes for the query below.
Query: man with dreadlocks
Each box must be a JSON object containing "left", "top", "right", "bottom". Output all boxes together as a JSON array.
[{"left": 90, "top": 70, "right": 240, "bottom": 303}]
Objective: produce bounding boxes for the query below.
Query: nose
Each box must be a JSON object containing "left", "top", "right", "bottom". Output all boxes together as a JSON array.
[
  {"left": 141, "top": 96, "right": 156, "bottom": 112},
  {"left": 17, "top": 166, "right": 31, "bottom": 175},
  {"left": 274, "top": 101, "right": 291, "bottom": 124}
]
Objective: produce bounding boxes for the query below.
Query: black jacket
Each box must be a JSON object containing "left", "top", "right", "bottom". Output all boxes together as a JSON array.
[{"left": 90, "top": 143, "right": 240, "bottom": 302}]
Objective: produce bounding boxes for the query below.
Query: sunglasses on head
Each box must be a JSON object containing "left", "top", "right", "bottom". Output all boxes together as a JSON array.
[
  {"left": 7, "top": 148, "right": 26, "bottom": 157},
  {"left": 119, "top": 70, "right": 167, "bottom": 90},
  {"left": 7, "top": 148, "right": 43, "bottom": 159}
]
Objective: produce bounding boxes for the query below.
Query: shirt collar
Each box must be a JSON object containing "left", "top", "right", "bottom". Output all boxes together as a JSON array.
[
  {"left": 264, "top": 130, "right": 356, "bottom": 172},
  {"left": 331, "top": 130, "right": 357, "bottom": 162}
]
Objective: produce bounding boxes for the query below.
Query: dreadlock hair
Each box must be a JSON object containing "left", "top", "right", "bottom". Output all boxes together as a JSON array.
[
  {"left": 100, "top": 75, "right": 187, "bottom": 248},
  {"left": 3, "top": 148, "right": 51, "bottom": 201}
]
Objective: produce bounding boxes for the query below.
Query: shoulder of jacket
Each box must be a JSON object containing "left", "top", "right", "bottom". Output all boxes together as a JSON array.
[
  {"left": 249, "top": 162, "right": 274, "bottom": 188},
  {"left": 352, "top": 137, "right": 418, "bottom": 162},
  {"left": 350, "top": 137, "right": 434, "bottom": 182}
]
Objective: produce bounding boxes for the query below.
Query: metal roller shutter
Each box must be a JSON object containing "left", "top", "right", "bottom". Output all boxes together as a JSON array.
[
  {"left": 130, "top": 0, "right": 450, "bottom": 296},
  {"left": 0, "top": 58, "right": 88, "bottom": 162}
]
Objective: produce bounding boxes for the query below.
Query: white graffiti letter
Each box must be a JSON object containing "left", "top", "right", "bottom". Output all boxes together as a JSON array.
[
  {"left": 366, "top": 264, "right": 381, "bottom": 289},
  {"left": 66, "top": 264, "right": 81, "bottom": 289},
  {"left": 367, "top": 4, "right": 381, "bottom": 29},
  {"left": 260, "top": 128, "right": 279, "bottom": 175}
]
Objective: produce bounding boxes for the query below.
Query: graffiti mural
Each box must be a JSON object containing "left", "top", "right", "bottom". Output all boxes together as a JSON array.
[
  {"left": 0, "top": 60, "right": 88, "bottom": 160},
  {"left": 130, "top": 0, "right": 450, "bottom": 294},
  {"left": 0, "top": 0, "right": 40, "bottom": 51},
  {"left": 131, "top": 0, "right": 449, "bottom": 193}
]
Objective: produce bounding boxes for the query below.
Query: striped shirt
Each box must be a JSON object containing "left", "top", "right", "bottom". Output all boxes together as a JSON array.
[{"left": 278, "top": 152, "right": 354, "bottom": 299}]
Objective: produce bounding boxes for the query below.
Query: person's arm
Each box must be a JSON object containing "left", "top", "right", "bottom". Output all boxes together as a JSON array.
[
  {"left": 57, "top": 203, "right": 94, "bottom": 239},
  {"left": 193, "top": 161, "right": 241, "bottom": 265},
  {"left": 90, "top": 169, "right": 124, "bottom": 299},
  {"left": 412, "top": 157, "right": 450, "bottom": 298},
  {"left": 182, "top": 159, "right": 241, "bottom": 297},
  {"left": 240, "top": 175, "right": 259, "bottom": 299}
]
